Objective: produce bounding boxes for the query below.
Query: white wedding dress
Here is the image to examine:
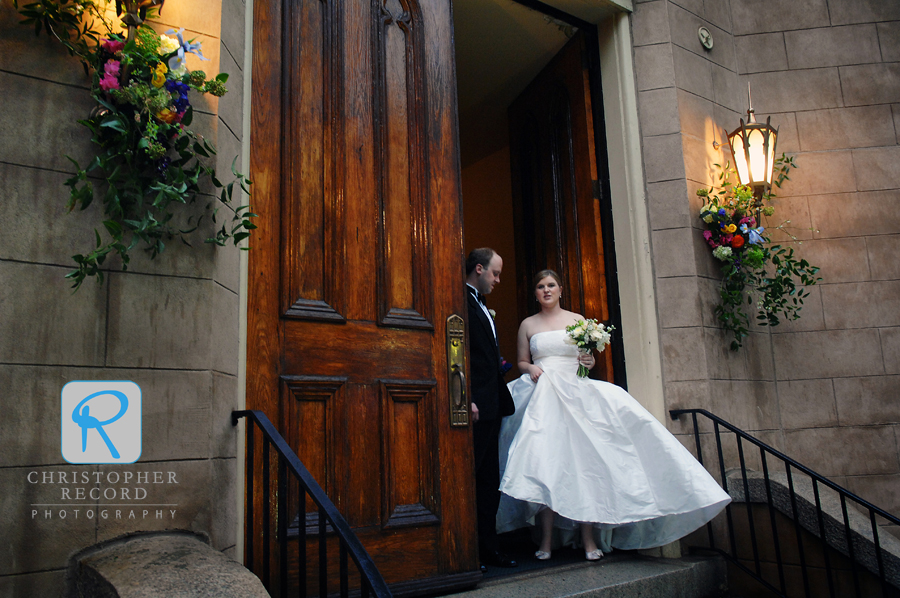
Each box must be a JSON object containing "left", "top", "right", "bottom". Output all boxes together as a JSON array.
[{"left": 497, "top": 330, "right": 730, "bottom": 551}]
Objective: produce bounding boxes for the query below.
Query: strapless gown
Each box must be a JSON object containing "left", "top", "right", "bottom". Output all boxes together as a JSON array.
[{"left": 497, "top": 330, "right": 730, "bottom": 551}]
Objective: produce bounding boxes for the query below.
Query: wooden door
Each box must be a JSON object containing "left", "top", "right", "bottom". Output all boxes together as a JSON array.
[
  {"left": 247, "top": 0, "right": 478, "bottom": 594},
  {"left": 508, "top": 30, "right": 618, "bottom": 383}
]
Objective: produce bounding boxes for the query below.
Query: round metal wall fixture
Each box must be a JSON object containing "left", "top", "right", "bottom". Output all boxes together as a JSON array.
[{"left": 698, "top": 27, "right": 714, "bottom": 50}]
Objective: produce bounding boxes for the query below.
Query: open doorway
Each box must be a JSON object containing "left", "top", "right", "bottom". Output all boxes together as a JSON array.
[{"left": 454, "top": 0, "right": 625, "bottom": 386}]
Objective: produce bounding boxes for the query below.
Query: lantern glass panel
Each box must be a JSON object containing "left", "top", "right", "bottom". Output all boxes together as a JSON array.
[{"left": 730, "top": 131, "right": 750, "bottom": 185}]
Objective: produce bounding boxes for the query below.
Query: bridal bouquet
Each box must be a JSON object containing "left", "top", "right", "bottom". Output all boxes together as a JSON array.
[{"left": 565, "top": 319, "right": 614, "bottom": 378}]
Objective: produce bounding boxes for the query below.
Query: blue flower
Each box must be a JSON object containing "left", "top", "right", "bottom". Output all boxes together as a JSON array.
[
  {"left": 748, "top": 227, "right": 765, "bottom": 245},
  {"left": 718, "top": 208, "right": 727, "bottom": 216},
  {"left": 165, "top": 28, "right": 209, "bottom": 72}
]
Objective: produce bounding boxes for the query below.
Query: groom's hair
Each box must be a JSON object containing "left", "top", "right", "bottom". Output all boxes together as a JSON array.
[{"left": 466, "top": 247, "right": 496, "bottom": 275}]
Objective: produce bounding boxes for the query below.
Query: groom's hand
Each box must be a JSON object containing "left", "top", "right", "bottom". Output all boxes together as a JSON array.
[{"left": 471, "top": 402, "right": 480, "bottom": 423}]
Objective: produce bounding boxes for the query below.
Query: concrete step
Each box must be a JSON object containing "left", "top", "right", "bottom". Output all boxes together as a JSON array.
[{"left": 447, "top": 554, "right": 729, "bottom": 598}]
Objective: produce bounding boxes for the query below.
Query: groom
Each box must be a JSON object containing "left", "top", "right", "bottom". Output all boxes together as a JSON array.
[{"left": 465, "top": 248, "right": 517, "bottom": 569}]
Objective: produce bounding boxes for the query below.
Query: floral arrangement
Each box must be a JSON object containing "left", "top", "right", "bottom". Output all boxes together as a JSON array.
[
  {"left": 15, "top": 0, "right": 254, "bottom": 288},
  {"left": 565, "top": 319, "right": 614, "bottom": 378},
  {"left": 698, "top": 156, "right": 820, "bottom": 350}
]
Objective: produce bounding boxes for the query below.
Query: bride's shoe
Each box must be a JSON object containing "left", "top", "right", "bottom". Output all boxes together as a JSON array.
[
  {"left": 585, "top": 549, "right": 604, "bottom": 561},
  {"left": 535, "top": 550, "right": 551, "bottom": 560}
]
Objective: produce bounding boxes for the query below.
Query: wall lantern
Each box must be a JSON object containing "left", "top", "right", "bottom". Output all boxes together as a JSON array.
[{"left": 724, "top": 86, "right": 778, "bottom": 200}]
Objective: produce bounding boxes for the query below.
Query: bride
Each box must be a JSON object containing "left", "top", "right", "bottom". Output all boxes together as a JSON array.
[{"left": 497, "top": 270, "right": 730, "bottom": 561}]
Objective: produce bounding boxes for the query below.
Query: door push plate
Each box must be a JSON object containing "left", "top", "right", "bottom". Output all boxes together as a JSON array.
[{"left": 447, "top": 315, "right": 468, "bottom": 427}]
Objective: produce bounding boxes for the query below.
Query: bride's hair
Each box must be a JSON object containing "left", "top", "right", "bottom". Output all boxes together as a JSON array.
[{"left": 533, "top": 269, "right": 562, "bottom": 288}]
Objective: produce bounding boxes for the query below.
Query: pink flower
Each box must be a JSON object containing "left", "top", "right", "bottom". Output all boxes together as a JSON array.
[
  {"left": 722, "top": 234, "right": 734, "bottom": 244},
  {"left": 102, "top": 39, "right": 125, "bottom": 53},
  {"left": 104, "top": 60, "right": 121, "bottom": 77},
  {"left": 99, "top": 73, "right": 120, "bottom": 91},
  {"left": 702, "top": 230, "right": 712, "bottom": 241}
]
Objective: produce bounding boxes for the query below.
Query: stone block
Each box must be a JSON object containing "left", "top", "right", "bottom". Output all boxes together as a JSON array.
[
  {"left": 0, "top": 3, "right": 94, "bottom": 88},
  {"left": 676, "top": 88, "right": 716, "bottom": 138},
  {"left": 696, "top": 275, "right": 721, "bottom": 328},
  {"left": 834, "top": 375, "right": 900, "bottom": 426},
  {"left": 880, "top": 22, "right": 900, "bottom": 63},
  {"left": 0, "top": 569, "right": 65, "bottom": 598},
  {"left": 151, "top": 1, "right": 223, "bottom": 39},
  {"left": 785, "top": 25, "right": 881, "bottom": 70},
  {"left": 643, "top": 133, "right": 685, "bottom": 182},
  {"left": 852, "top": 146, "right": 900, "bottom": 192},
  {"left": 796, "top": 106, "right": 896, "bottom": 151},
  {"left": 634, "top": 43, "right": 676, "bottom": 91},
  {"left": 208, "top": 458, "right": 238, "bottom": 550},
  {"left": 778, "top": 151, "right": 857, "bottom": 197},
  {"left": 106, "top": 274, "right": 215, "bottom": 370},
  {"left": 810, "top": 190, "right": 900, "bottom": 239},
  {"left": 216, "top": 41, "right": 244, "bottom": 145},
  {"left": 895, "top": 105, "right": 900, "bottom": 145},
  {"left": 783, "top": 425, "right": 899, "bottom": 477},
  {"left": 794, "top": 237, "right": 869, "bottom": 284},
  {"left": 867, "top": 234, "right": 900, "bottom": 281},
  {"left": 841, "top": 63, "right": 900, "bottom": 107},
  {"left": 748, "top": 68, "right": 842, "bottom": 114},
  {"left": 652, "top": 227, "right": 698, "bottom": 277},
  {"left": 822, "top": 281, "right": 900, "bottom": 329},
  {"left": 682, "top": 132, "right": 718, "bottom": 183},
  {"left": 221, "top": 0, "right": 247, "bottom": 63},
  {"left": 766, "top": 195, "right": 812, "bottom": 241},
  {"left": 828, "top": 0, "right": 900, "bottom": 25},
  {"left": 672, "top": 44, "right": 714, "bottom": 98},
  {"left": 735, "top": 32, "right": 787, "bottom": 74},
  {"left": 731, "top": 0, "right": 829, "bottom": 36},
  {"left": 668, "top": 3, "right": 736, "bottom": 72},
  {"left": 764, "top": 111, "right": 800, "bottom": 153},
  {"left": 711, "top": 64, "right": 744, "bottom": 114},
  {"left": 664, "top": 379, "right": 710, "bottom": 429},
  {"left": 0, "top": 71, "right": 96, "bottom": 173},
  {"left": 647, "top": 179, "right": 691, "bottom": 231},
  {"left": 639, "top": 87, "right": 680, "bottom": 137},
  {"left": 0, "top": 262, "right": 106, "bottom": 366},
  {"left": 770, "top": 284, "right": 824, "bottom": 334},
  {"left": 212, "top": 283, "right": 240, "bottom": 375},
  {"left": 0, "top": 466, "right": 98, "bottom": 575},
  {"left": 656, "top": 276, "right": 703, "bottom": 328},
  {"left": 843, "top": 475, "right": 900, "bottom": 520},
  {"left": 120, "top": 369, "right": 214, "bottom": 462},
  {"left": 777, "top": 378, "right": 838, "bottom": 429},
  {"left": 661, "top": 326, "right": 709, "bottom": 381},
  {"left": 884, "top": 327, "right": 900, "bottom": 375},
  {"left": 211, "top": 372, "right": 239, "bottom": 459},
  {"left": 95, "top": 459, "right": 211, "bottom": 543},
  {"left": 669, "top": 0, "right": 704, "bottom": 17},
  {"left": 772, "top": 329, "right": 883, "bottom": 380},
  {"left": 0, "top": 164, "right": 103, "bottom": 267},
  {"left": 74, "top": 532, "right": 267, "bottom": 598},
  {"left": 631, "top": 0, "right": 670, "bottom": 47},
  {"left": 702, "top": 0, "right": 733, "bottom": 34},
  {"left": 707, "top": 379, "right": 779, "bottom": 431},
  {"left": 704, "top": 326, "right": 775, "bottom": 381}
]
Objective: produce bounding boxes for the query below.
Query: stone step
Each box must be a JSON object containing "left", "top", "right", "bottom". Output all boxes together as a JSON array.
[{"left": 448, "top": 554, "right": 729, "bottom": 598}]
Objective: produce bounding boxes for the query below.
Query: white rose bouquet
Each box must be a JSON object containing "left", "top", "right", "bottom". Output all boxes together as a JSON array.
[{"left": 565, "top": 319, "right": 614, "bottom": 378}]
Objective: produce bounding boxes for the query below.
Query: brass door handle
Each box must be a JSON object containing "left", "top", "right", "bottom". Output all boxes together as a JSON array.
[{"left": 447, "top": 315, "right": 468, "bottom": 426}]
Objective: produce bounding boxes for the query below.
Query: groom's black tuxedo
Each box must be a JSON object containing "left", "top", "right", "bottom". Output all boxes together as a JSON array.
[{"left": 467, "top": 286, "right": 514, "bottom": 556}]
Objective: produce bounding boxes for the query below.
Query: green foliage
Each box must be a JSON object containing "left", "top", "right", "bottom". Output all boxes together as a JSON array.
[
  {"left": 698, "top": 156, "right": 821, "bottom": 350},
  {"left": 15, "top": 0, "right": 254, "bottom": 289}
]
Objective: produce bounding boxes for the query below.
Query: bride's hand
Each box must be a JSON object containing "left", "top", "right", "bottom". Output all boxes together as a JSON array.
[
  {"left": 527, "top": 365, "right": 544, "bottom": 382},
  {"left": 578, "top": 351, "right": 595, "bottom": 369}
]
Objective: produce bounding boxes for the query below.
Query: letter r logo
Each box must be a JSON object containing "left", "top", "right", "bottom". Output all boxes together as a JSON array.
[{"left": 61, "top": 381, "right": 142, "bottom": 464}]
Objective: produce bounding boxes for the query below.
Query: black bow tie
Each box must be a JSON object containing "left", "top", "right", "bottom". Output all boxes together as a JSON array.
[{"left": 472, "top": 290, "right": 486, "bottom": 306}]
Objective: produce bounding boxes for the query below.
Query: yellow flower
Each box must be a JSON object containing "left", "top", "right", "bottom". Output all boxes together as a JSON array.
[
  {"left": 156, "top": 108, "right": 178, "bottom": 124},
  {"left": 158, "top": 34, "right": 180, "bottom": 55},
  {"left": 151, "top": 63, "right": 167, "bottom": 88},
  {"left": 725, "top": 223, "right": 737, "bottom": 233}
]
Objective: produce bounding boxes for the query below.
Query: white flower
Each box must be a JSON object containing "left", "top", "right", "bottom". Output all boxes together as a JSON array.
[
  {"left": 158, "top": 34, "right": 180, "bottom": 55},
  {"left": 488, "top": 309, "right": 496, "bottom": 319},
  {"left": 712, "top": 246, "right": 733, "bottom": 261}
]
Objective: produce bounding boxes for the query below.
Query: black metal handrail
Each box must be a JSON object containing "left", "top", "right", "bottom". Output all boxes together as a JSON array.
[
  {"left": 233, "top": 410, "right": 393, "bottom": 598},
  {"left": 671, "top": 408, "right": 900, "bottom": 598}
]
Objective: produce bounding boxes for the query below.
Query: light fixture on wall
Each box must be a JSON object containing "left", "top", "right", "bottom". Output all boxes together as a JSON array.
[{"left": 725, "top": 85, "right": 778, "bottom": 201}]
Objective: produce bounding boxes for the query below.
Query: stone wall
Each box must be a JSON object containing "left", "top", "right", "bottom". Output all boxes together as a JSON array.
[
  {"left": 633, "top": 0, "right": 900, "bottom": 530},
  {"left": 0, "top": 1, "right": 247, "bottom": 596}
]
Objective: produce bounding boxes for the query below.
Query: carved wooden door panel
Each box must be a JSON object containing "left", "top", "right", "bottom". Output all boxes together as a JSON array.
[
  {"left": 508, "top": 30, "right": 616, "bottom": 383},
  {"left": 248, "top": 0, "right": 478, "bottom": 593}
]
